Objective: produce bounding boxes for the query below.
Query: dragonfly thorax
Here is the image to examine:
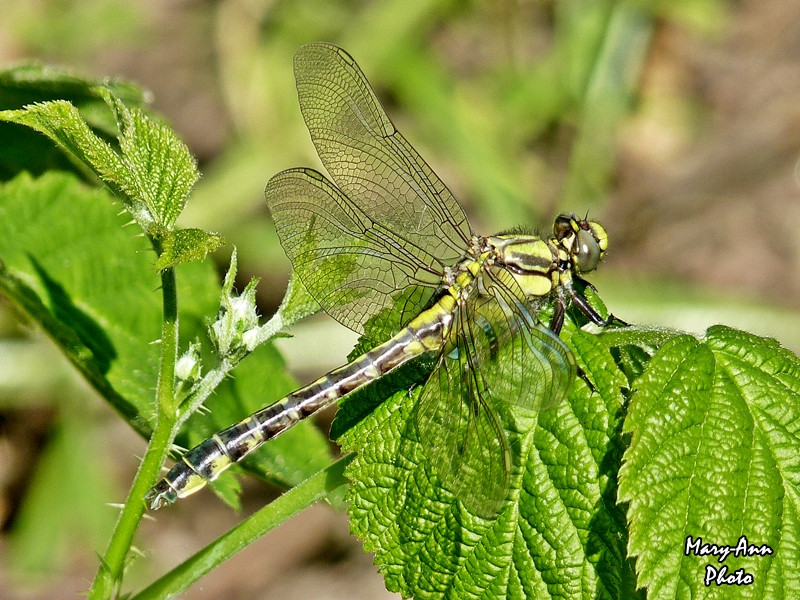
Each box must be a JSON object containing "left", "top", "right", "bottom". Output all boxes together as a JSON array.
[{"left": 485, "top": 234, "right": 558, "bottom": 298}]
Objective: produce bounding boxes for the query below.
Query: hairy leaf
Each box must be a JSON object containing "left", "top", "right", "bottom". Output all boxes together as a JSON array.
[
  {"left": 0, "top": 62, "right": 144, "bottom": 180},
  {"left": 0, "top": 172, "right": 330, "bottom": 498},
  {"left": 619, "top": 326, "right": 800, "bottom": 599},
  {"left": 0, "top": 90, "right": 200, "bottom": 239},
  {"left": 340, "top": 330, "right": 635, "bottom": 599},
  {"left": 154, "top": 228, "right": 225, "bottom": 271}
]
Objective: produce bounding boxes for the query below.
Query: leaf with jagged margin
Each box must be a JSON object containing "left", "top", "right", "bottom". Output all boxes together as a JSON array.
[
  {"left": 0, "top": 89, "right": 199, "bottom": 239},
  {"left": 339, "top": 329, "right": 638, "bottom": 599},
  {"left": 0, "top": 172, "right": 331, "bottom": 507},
  {"left": 619, "top": 326, "right": 800, "bottom": 599},
  {"left": 154, "top": 228, "right": 226, "bottom": 271},
  {"left": 0, "top": 62, "right": 145, "bottom": 180}
]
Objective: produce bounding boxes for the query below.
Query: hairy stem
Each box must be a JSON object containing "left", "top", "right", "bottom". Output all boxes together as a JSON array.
[{"left": 88, "top": 262, "right": 179, "bottom": 600}]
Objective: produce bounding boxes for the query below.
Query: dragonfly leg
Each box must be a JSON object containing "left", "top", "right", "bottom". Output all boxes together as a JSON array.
[
  {"left": 569, "top": 286, "right": 627, "bottom": 327},
  {"left": 576, "top": 365, "right": 596, "bottom": 393},
  {"left": 566, "top": 283, "right": 627, "bottom": 393},
  {"left": 548, "top": 295, "right": 597, "bottom": 391},
  {"left": 550, "top": 297, "right": 566, "bottom": 336},
  {"left": 574, "top": 275, "right": 598, "bottom": 293}
]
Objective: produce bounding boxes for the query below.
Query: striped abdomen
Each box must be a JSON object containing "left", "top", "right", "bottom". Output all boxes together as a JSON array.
[{"left": 145, "top": 294, "right": 455, "bottom": 510}]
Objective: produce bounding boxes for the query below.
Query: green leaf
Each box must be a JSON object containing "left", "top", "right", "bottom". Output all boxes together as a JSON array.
[
  {"left": 0, "top": 62, "right": 145, "bottom": 180},
  {"left": 0, "top": 171, "right": 198, "bottom": 437},
  {"left": 0, "top": 99, "right": 128, "bottom": 188},
  {"left": 0, "top": 90, "right": 199, "bottom": 236},
  {"left": 154, "top": 228, "right": 225, "bottom": 270},
  {"left": 276, "top": 270, "right": 322, "bottom": 329},
  {"left": 619, "top": 326, "right": 800, "bottom": 599},
  {"left": 597, "top": 325, "right": 682, "bottom": 385},
  {"left": 102, "top": 91, "right": 198, "bottom": 230},
  {"left": 0, "top": 62, "right": 144, "bottom": 110},
  {"left": 247, "top": 270, "right": 323, "bottom": 352},
  {"left": 340, "top": 330, "right": 634, "bottom": 599},
  {"left": 0, "top": 171, "right": 330, "bottom": 506}
]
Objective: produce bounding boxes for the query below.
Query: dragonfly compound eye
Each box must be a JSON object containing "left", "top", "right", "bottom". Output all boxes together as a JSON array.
[{"left": 574, "top": 229, "right": 602, "bottom": 273}]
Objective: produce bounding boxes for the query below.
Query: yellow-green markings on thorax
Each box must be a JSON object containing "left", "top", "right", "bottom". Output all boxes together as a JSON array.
[{"left": 488, "top": 235, "right": 558, "bottom": 297}]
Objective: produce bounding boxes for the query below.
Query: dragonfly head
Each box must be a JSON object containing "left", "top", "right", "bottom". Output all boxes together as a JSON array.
[{"left": 553, "top": 213, "right": 608, "bottom": 274}]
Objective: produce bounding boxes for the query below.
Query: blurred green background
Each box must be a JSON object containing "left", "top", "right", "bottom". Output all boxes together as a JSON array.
[{"left": 1, "top": 1, "right": 799, "bottom": 599}]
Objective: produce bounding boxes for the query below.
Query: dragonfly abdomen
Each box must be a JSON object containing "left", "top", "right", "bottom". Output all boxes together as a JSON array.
[{"left": 146, "top": 293, "right": 455, "bottom": 510}]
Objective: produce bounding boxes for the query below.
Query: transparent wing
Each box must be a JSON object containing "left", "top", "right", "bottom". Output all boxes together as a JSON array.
[
  {"left": 416, "top": 304, "right": 511, "bottom": 518},
  {"left": 292, "top": 42, "right": 474, "bottom": 263},
  {"left": 416, "top": 272, "right": 575, "bottom": 516},
  {"left": 479, "top": 268, "right": 576, "bottom": 412},
  {"left": 266, "top": 168, "right": 444, "bottom": 334}
]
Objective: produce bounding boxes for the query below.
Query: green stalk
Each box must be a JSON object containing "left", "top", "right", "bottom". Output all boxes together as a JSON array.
[
  {"left": 129, "top": 455, "right": 353, "bottom": 600},
  {"left": 87, "top": 263, "right": 180, "bottom": 599}
]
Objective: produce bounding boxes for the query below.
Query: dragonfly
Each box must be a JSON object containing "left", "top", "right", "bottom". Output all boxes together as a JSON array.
[{"left": 146, "top": 42, "right": 620, "bottom": 517}]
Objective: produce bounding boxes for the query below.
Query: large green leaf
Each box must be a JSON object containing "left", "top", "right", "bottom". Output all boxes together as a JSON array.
[
  {"left": 339, "top": 330, "right": 636, "bottom": 599},
  {"left": 338, "top": 319, "right": 800, "bottom": 598},
  {"left": 619, "top": 326, "right": 800, "bottom": 599},
  {"left": 0, "top": 171, "right": 330, "bottom": 499},
  {"left": 0, "top": 171, "right": 180, "bottom": 435}
]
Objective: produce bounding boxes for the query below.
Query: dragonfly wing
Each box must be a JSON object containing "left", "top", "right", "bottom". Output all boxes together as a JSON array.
[
  {"left": 266, "top": 167, "right": 443, "bottom": 334},
  {"left": 293, "top": 42, "right": 474, "bottom": 263},
  {"left": 416, "top": 305, "right": 511, "bottom": 518},
  {"left": 479, "top": 268, "right": 576, "bottom": 412},
  {"left": 417, "top": 272, "right": 575, "bottom": 516}
]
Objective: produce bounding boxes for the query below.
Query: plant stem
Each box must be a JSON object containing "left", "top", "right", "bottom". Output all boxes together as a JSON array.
[
  {"left": 87, "top": 264, "right": 180, "bottom": 600},
  {"left": 155, "top": 260, "right": 180, "bottom": 415},
  {"left": 129, "top": 454, "right": 353, "bottom": 600}
]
